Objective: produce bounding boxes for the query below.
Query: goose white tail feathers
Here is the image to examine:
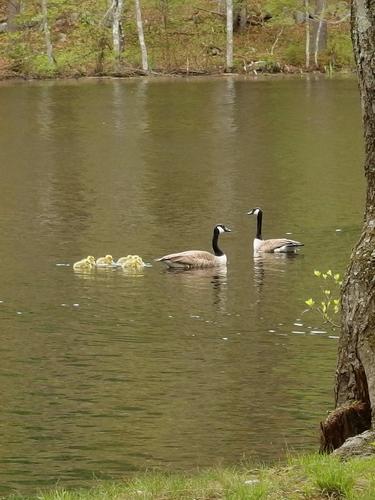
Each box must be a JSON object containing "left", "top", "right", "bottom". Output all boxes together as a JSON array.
[
  {"left": 247, "top": 208, "right": 303, "bottom": 254},
  {"left": 156, "top": 224, "right": 231, "bottom": 269}
]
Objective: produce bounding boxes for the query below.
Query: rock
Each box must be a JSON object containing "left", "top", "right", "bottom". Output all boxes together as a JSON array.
[
  {"left": 333, "top": 430, "right": 375, "bottom": 458},
  {"left": 246, "top": 60, "right": 281, "bottom": 74}
]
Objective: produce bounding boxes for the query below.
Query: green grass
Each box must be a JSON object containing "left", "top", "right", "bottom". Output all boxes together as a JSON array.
[{"left": 7, "top": 453, "right": 375, "bottom": 499}]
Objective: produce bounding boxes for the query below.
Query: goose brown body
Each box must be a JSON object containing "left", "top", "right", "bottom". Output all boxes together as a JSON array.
[
  {"left": 248, "top": 208, "right": 303, "bottom": 253},
  {"left": 156, "top": 224, "right": 231, "bottom": 269}
]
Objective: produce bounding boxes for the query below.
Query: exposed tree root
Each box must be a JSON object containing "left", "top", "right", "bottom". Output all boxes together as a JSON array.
[{"left": 319, "top": 401, "right": 371, "bottom": 453}]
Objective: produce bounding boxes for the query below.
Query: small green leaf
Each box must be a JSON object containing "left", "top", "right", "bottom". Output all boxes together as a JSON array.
[
  {"left": 324, "top": 290, "right": 331, "bottom": 296},
  {"left": 314, "top": 270, "right": 321, "bottom": 277},
  {"left": 322, "top": 274, "right": 327, "bottom": 279},
  {"left": 327, "top": 270, "right": 332, "bottom": 276},
  {"left": 305, "top": 298, "right": 315, "bottom": 307},
  {"left": 334, "top": 273, "right": 340, "bottom": 281}
]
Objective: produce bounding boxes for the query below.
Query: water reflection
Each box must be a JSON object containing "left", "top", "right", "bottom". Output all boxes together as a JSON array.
[
  {"left": 0, "top": 77, "right": 364, "bottom": 495},
  {"left": 253, "top": 252, "right": 301, "bottom": 293},
  {"left": 164, "top": 266, "right": 228, "bottom": 311}
]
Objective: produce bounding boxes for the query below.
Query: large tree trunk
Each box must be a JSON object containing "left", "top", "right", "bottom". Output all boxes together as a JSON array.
[{"left": 320, "top": 0, "right": 375, "bottom": 453}]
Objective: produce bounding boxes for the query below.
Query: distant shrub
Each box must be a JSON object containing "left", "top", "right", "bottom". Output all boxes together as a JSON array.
[
  {"left": 29, "top": 54, "right": 57, "bottom": 77},
  {"left": 56, "top": 50, "right": 87, "bottom": 75},
  {"left": 327, "top": 32, "right": 354, "bottom": 68},
  {"left": 284, "top": 42, "right": 305, "bottom": 65}
]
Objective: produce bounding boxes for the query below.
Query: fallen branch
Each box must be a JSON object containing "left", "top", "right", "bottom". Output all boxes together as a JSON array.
[
  {"left": 270, "top": 27, "right": 284, "bottom": 55},
  {"left": 196, "top": 7, "right": 225, "bottom": 18}
]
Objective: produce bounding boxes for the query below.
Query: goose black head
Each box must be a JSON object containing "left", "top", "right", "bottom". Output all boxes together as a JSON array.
[
  {"left": 247, "top": 208, "right": 262, "bottom": 216},
  {"left": 215, "top": 224, "right": 231, "bottom": 233}
]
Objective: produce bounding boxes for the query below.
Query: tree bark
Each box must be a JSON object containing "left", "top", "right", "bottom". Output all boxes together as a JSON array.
[
  {"left": 134, "top": 0, "right": 149, "bottom": 73},
  {"left": 320, "top": 0, "right": 375, "bottom": 452},
  {"left": 226, "top": 0, "right": 233, "bottom": 72}
]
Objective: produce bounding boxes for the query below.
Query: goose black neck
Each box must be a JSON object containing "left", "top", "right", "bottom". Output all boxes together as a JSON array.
[
  {"left": 212, "top": 228, "right": 224, "bottom": 256},
  {"left": 256, "top": 211, "right": 263, "bottom": 240}
]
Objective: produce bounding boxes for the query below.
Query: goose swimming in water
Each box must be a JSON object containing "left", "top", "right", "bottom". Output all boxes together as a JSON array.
[
  {"left": 155, "top": 224, "right": 231, "bottom": 269},
  {"left": 247, "top": 208, "right": 303, "bottom": 253}
]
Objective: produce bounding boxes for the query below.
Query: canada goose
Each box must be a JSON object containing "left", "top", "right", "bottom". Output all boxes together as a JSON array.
[
  {"left": 155, "top": 224, "right": 231, "bottom": 269},
  {"left": 96, "top": 255, "right": 115, "bottom": 267},
  {"left": 73, "top": 255, "right": 96, "bottom": 270},
  {"left": 247, "top": 208, "right": 303, "bottom": 253}
]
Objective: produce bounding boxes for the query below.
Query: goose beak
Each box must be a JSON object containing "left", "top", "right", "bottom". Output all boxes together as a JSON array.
[{"left": 224, "top": 226, "right": 232, "bottom": 232}]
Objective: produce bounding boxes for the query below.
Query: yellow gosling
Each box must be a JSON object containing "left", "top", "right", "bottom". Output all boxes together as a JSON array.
[
  {"left": 96, "top": 254, "right": 115, "bottom": 267},
  {"left": 73, "top": 255, "right": 96, "bottom": 270},
  {"left": 116, "top": 255, "right": 134, "bottom": 266},
  {"left": 121, "top": 255, "right": 145, "bottom": 271}
]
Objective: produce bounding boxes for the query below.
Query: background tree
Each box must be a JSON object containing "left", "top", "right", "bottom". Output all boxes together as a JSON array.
[
  {"left": 7, "top": 0, "right": 20, "bottom": 32},
  {"left": 134, "top": 0, "right": 149, "bottom": 72},
  {"left": 313, "top": 0, "right": 327, "bottom": 66},
  {"left": 226, "top": 0, "right": 233, "bottom": 71},
  {"left": 320, "top": 0, "right": 375, "bottom": 452},
  {"left": 41, "top": 0, "right": 54, "bottom": 64},
  {"left": 305, "top": 0, "right": 310, "bottom": 68},
  {"left": 112, "top": 0, "right": 123, "bottom": 63}
]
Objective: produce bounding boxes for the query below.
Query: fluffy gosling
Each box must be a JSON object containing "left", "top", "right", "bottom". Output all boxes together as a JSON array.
[{"left": 73, "top": 256, "right": 96, "bottom": 270}]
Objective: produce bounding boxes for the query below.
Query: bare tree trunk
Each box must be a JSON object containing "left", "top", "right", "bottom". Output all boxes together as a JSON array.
[
  {"left": 314, "top": 0, "right": 326, "bottom": 66},
  {"left": 305, "top": 0, "right": 310, "bottom": 69},
  {"left": 320, "top": 0, "right": 375, "bottom": 453},
  {"left": 41, "top": 0, "right": 54, "bottom": 64},
  {"left": 7, "top": 0, "right": 21, "bottom": 32},
  {"left": 112, "top": 0, "right": 123, "bottom": 62},
  {"left": 134, "top": 0, "right": 149, "bottom": 73},
  {"left": 226, "top": 0, "right": 233, "bottom": 72},
  {"left": 233, "top": 1, "right": 247, "bottom": 32}
]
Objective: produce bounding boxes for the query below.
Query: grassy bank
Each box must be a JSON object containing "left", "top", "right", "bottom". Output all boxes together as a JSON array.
[
  {"left": 0, "top": 1, "right": 353, "bottom": 80},
  {"left": 9, "top": 453, "right": 375, "bottom": 499}
]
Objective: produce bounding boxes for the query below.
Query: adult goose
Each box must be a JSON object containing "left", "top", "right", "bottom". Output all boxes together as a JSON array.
[
  {"left": 155, "top": 224, "right": 231, "bottom": 269},
  {"left": 247, "top": 208, "right": 303, "bottom": 253}
]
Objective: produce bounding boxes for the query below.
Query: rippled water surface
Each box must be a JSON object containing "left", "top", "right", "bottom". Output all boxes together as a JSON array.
[{"left": 0, "top": 76, "right": 364, "bottom": 494}]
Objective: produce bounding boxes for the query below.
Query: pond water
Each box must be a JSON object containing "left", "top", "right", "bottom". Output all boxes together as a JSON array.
[{"left": 0, "top": 76, "right": 364, "bottom": 495}]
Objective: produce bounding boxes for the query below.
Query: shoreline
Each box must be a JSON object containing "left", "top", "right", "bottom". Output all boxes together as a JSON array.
[
  {"left": 0, "top": 68, "right": 356, "bottom": 85},
  {"left": 6, "top": 453, "right": 375, "bottom": 499}
]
